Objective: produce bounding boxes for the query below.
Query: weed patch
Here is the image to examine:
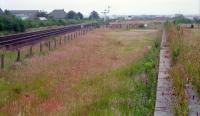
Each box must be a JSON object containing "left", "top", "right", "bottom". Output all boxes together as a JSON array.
[{"left": 166, "top": 24, "right": 189, "bottom": 115}]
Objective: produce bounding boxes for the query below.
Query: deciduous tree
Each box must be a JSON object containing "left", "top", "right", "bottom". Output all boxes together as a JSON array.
[{"left": 89, "top": 11, "right": 100, "bottom": 20}]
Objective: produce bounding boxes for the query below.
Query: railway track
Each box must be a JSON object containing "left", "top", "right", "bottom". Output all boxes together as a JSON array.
[{"left": 0, "top": 23, "right": 96, "bottom": 49}]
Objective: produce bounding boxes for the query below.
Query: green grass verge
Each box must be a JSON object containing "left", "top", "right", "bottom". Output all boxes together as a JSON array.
[{"left": 0, "top": 75, "right": 49, "bottom": 109}]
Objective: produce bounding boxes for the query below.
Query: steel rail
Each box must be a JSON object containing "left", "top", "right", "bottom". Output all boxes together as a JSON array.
[{"left": 0, "top": 23, "right": 95, "bottom": 49}]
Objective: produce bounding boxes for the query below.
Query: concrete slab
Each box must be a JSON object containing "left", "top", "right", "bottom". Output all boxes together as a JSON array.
[
  {"left": 154, "top": 30, "right": 173, "bottom": 116},
  {"left": 185, "top": 84, "right": 200, "bottom": 116}
]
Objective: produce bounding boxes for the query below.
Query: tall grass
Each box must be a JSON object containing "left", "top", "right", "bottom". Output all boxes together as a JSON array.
[
  {"left": 70, "top": 38, "right": 160, "bottom": 116},
  {"left": 166, "top": 23, "right": 192, "bottom": 115},
  {"left": 0, "top": 29, "right": 159, "bottom": 115}
]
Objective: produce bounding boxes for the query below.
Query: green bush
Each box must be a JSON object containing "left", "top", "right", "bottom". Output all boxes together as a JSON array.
[
  {"left": 174, "top": 17, "right": 192, "bottom": 24},
  {"left": 0, "top": 12, "right": 27, "bottom": 32},
  {"left": 172, "top": 47, "right": 180, "bottom": 61}
]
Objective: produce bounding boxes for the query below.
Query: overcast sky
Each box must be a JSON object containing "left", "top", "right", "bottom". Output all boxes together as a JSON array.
[{"left": 0, "top": 0, "right": 199, "bottom": 15}]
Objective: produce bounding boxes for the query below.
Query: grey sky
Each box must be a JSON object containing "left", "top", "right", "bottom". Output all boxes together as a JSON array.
[{"left": 0, "top": 0, "right": 199, "bottom": 15}]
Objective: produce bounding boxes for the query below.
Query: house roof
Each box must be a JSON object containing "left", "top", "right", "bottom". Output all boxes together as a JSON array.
[
  {"left": 9, "top": 10, "right": 39, "bottom": 18},
  {"left": 0, "top": 8, "right": 3, "bottom": 14},
  {"left": 49, "top": 9, "right": 66, "bottom": 19}
]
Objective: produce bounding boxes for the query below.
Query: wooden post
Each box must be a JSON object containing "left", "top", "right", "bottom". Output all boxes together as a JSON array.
[
  {"left": 1, "top": 54, "right": 5, "bottom": 69},
  {"left": 29, "top": 46, "right": 33, "bottom": 56},
  {"left": 64, "top": 36, "right": 67, "bottom": 43},
  {"left": 54, "top": 39, "right": 57, "bottom": 48},
  {"left": 48, "top": 41, "right": 51, "bottom": 51},
  {"left": 59, "top": 37, "right": 62, "bottom": 45},
  {"left": 40, "top": 43, "right": 43, "bottom": 52},
  {"left": 16, "top": 49, "right": 21, "bottom": 62},
  {"left": 71, "top": 34, "right": 73, "bottom": 40},
  {"left": 68, "top": 35, "right": 70, "bottom": 41}
]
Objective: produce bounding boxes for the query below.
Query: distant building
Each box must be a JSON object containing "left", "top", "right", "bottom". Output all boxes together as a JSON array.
[
  {"left": 49, "top": 9, "right": 66, "bottom": 19},
  {"left": 15, "top": 14, "right": 29, "bottom": 20},
  {"left": 10, "top": 10, "right": 39, "bottom": 19},
  {"left": 185, "top": 16, "right": 194, "bottom": 20},
  {"left": 0, "top": 8, "right": 3, "bottom": 15},
  {"left": 124, "top": 16, "right": 133, "bottom": 20},
  {"left": 39, "top": 17, "right": 47, "bottom": 21},
  {"left": 174, "top": 14, "right": 184, "bottom": 19}
]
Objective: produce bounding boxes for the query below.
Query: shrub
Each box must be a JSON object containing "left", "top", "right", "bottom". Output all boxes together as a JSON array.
[
  {"left": 0, "top": 12, "right": 26, "bottom": 32},
  {"left": 172, "top": 47, "right": 180, "bottom": 61}
]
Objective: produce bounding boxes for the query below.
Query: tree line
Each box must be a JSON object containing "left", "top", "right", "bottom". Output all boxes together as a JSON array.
[
  {"left": 65, "top": 11, "right": 100, "bottom": 20},
  {"left": 173, "top": 14, "right": 200, "bottom": 24},
  {"left": 0, "top": 10, "right": 100, "bottom": 33},
  {"left": 37, "top": 10, "right": 100, "bottom": 20}
]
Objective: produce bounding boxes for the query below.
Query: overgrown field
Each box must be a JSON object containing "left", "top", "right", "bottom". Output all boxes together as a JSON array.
[
  {"left": 0, "top": 28, "right": 159, "bottom": 115},
  {"left": 166, "top": 23, "right": 200, "bottom": 115},
  {"left": 68, "top": 38, "right": 160, "bottom": 116}
]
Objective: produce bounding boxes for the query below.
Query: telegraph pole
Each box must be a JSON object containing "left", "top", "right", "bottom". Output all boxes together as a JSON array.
[
  {"left": 198, "top": 0, "right": 200, "bottom": 28},
  {"left": 101, "top": 6, "right": 110, "bottom": 22},
  {"left": 199, "top": 0, "right": 200, "bottom": 19}
]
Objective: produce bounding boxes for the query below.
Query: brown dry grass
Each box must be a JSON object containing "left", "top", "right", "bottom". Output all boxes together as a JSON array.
[
  {"left": 166, "top": 25, "right": 200, "bottom": 115},
  {"left": 0, "top": 28, "right": 157, "bottom": 115}
]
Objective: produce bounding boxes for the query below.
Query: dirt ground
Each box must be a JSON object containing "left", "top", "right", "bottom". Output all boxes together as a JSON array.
[{"left": 0, "top": 28, "right": 158, "bottom": 115}]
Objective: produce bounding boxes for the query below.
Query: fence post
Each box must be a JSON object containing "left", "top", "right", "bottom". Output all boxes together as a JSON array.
[
  {"left": 71, "top": 34, "right": 73, "bottom": 40},
  {"left": 29, "top": 46, "right": 33, "bottom": 57},
  {"left": 54, "top": 39, "right": 57, "bottom": 49},
  {"left": 48, "top": 41, "right": 51, "bottom": 51},
  {"left": 68, "top": 35, "right": 70, "bottom": 41},
  {"left": 59, "top": 37, "right": 62, "bottom": 45},
  {"left": 40, "top": 43, "right": 43, "bottom": 53},
  {"left": 1, "top": 54, "right": 5, "bottom": 69},
  {"left": 64, "top": 36, "right": 67, "bottom": 43},
  {"left": 16, "top": 49, "right": 21, "bottom": 62}
]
